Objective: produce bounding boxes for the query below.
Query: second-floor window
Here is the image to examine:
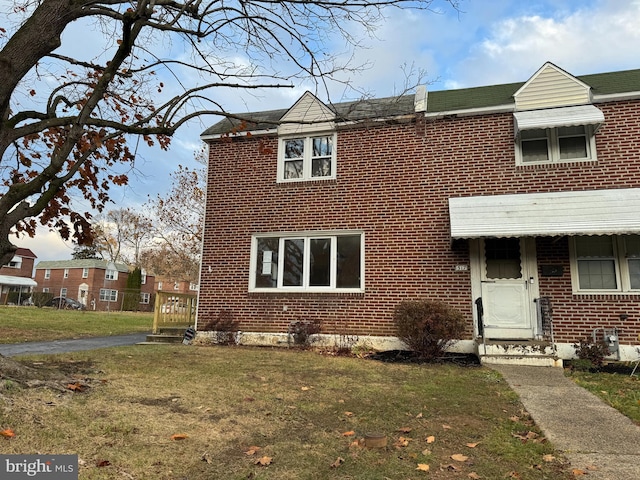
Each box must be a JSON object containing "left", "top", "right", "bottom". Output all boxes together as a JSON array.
[
  {"left": 63, "top": 268, "right": 69, "bottom": 278},
  {"left": 278, "top": 134, "right": 336, "bottom": 182},
  {"left": 517, "top": 125, "right": 596, "bottom": 165},
  {"left": 82, "top": 267, "right": 89, "bottom": 278},
  {"left": 105, "top": 269, "right": 118, "bottom": 280},
  {"left": 44, "top": 269, "right": 51, "bottom": 279}
]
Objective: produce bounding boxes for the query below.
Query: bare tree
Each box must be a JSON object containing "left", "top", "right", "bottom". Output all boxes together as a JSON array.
[
  {"left": 0, "top": 0, "right": 458, "bottom": 266},
  {"left": 93, "top": 208, "right": 153, "bottom": 264}
]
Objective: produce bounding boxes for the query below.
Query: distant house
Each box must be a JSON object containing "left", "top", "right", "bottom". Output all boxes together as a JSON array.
[
  {"left": 0, "top": 247, "right": 37, "bottom": 305},
  {"left": 33, "top": 259, "right": 155, "bottom": 311},
  {"left": 198, "top": 62, "right": 640, "bottom": 365},
  {"left": 154, "top": 277, "right": 199, "bottom": 295}
]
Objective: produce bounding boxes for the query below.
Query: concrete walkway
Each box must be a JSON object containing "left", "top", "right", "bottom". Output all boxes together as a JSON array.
[
  {"left": 0, "top": 333, "right": 148, "bottom": 357},
  {"left": 492, "top": 365, "right": 640, "bottom": 480}
]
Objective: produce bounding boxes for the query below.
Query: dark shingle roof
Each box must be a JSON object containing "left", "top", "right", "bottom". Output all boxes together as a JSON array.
[{"left": 202, "top": 68, "right": 640, "bottom": 137}]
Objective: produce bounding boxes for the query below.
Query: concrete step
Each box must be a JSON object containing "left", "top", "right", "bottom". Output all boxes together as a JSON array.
[
  {"left": 144, "top": 334, "right": 184, "bottom": 344},
  {"left": 477, "top": 342, "right": 562, "bottom": 367}
]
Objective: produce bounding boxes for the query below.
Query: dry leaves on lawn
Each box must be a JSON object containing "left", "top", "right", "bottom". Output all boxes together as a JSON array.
[
  {"left": 426, "top": 435, "right": 435, "bottom": 444},
  {"left": 416, "top": 463, "right": 430, "bottom": 472},
  {"left": 244, "top": 446, "right": 261, "bottom": 455},
  {"left": 255, "top": 456, "right": 272, "bottom": 466},
  {"left": 1, "top": 428, "right": 15, "bottom": 438},
  {"left": 330, "top": 457, "right": 344, "bottom": 468},
  {"left": 170, "top": 433, "right": 189, "bottom": 441},
  {"left": 451, "top": 454, "right": 469, "bottom": 462}
]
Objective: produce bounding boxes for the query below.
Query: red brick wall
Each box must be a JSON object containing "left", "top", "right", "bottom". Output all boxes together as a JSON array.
[{"left": 199, "top": 99, "right": 640, "bottom": 343}]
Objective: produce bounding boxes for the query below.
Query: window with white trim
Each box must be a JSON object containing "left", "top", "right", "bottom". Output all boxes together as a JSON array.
[
  {"left": 517, "top": 125, "right": 596, "bottom": 165},
  {"left": 43, "top": 287, "right": 49, "bottom": 293},
  {"left": 278, "top": 134, "right": 336, "bottom": 182},
  {"left": 44, "top": 269, "right": 51, "bottom": 279},
  {"left": 8, "top": 256, "right": 21, "bottom": 268},
  {"left": 60, "top": 288, "right": 67, "bottom": 298},
  {"left": 82, "top": 267, "right": 89, "bottom": 278},
  {"left": 571, "top": 235, "right": 640, "bottom": 293},
  {"left": 63, "top": 268, "right": 69, "bottom": 279},
  {"left": 99, "top": 289, "right": 118, "bottom": 302},
  {"left": 105, "top": 269, "right": 118, "bottom": 280},
  {"left": 250, "top": 232, "right": 363, "bottom": 292},
  {"left": 140, "top": 292, "right": 150, "bottom": 304}
]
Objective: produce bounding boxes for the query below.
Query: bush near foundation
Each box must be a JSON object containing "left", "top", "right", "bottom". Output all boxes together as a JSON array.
[{"left": 393, "top": 299, "right": 466, "bottom": 360}]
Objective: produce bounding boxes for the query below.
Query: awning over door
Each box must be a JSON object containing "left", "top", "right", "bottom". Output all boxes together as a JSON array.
[
  {"left": 513, "top": 105, "right": 604, "bottom": 137},
  {"left": 449, "top": 188, "right": 640, "bottom": 239},
  {"left": 0, "top": 275, "right": 37, "bottom": 287}
]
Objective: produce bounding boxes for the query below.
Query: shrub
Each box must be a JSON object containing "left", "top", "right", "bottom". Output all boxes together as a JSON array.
[
  {"left": 571, "top": 337, "right": 610, "bottom": 372},
  {"left": 393, "top": 299, "right": 466, "bottom": 360},
  {"left": 288, "top": 319, "right": 322, "bottom": 348},
  {"left": 200, "top": 310, "right": 239, "bottom": 345}
]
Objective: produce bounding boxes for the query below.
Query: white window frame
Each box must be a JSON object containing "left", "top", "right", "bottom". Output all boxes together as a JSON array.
[
  {"left": 140, "top": 292, "right": 150, "bottom": 304},
  {"left": 44, "top": 269, "right": 51, "bottom": 279},
  {"left": 60, "top": 287, "right": 67, "bottom": 298},
  {"left": 8, "top": 256, "right": 21, "bottom": 268},
  {"left": 189, "top": 283, "right": 199, "bottom": 291},
  {"left": 570, "top": 235, "right": 640, "bottom": 294},
  {"left": 277, "top": 133, "right": 337, "bottom": 182},
  {"left": 249, "top": 231, "right": 364, "bottom": 293},
  {"left": 43, "top": 287, "right": 49, "bottom": 293},
  {"left": 105, "top": 269, "right": 118, "bottom": 280},
  {"left": 82, "top": 267, "right": 89, "bottom": 279},
  {"left": 63, "top": 268, "right": 69, "bottom": 279},
  {"left": 516, "top": 125, "right": 597, "bottom": 166},
  {"left": 99, "top": 288, "right": 118, "bottom": 302}
]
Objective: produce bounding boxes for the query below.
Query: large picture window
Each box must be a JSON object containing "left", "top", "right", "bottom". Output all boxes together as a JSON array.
[
  {"left": 99, "top": 288, "right": 118, "bottom": 302},
  {"left": 571, "top": 235, "right": 640, "bottom": 293},
  {"left": 250, "top": 232, "right": 363, "bottom": 292},
  {"left": 278, "top": 134, "right": 336, "bottom": 182}
]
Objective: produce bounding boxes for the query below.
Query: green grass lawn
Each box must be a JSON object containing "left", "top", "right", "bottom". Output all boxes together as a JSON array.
[
  {"left": 0, "top": 345, "right": 573, "bottom": 479},
  {"left": 0, "top": 306, "right": 152, "bottom": 343}
]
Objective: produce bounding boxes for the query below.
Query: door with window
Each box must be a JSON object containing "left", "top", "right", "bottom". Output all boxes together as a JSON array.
[{"left": 480, "top": 238, "right": 538, "bottom": 339}]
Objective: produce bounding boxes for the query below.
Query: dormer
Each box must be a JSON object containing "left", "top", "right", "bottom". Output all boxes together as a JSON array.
[
  {"left": 513, "top": 63, "right": 605, "bottom": 166},
  {"left": 277, "top": 92, "right": 337, "bottom": 182}
]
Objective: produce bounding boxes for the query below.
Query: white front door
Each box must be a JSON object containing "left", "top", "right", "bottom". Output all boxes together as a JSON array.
[{"left": 480, "top": 238, "right": 538, "bottom": 339}]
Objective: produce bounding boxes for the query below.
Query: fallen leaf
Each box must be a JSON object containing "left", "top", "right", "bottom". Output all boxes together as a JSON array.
[
  {"left": 542, "top": 454, "right": 555, "bottom": 462},
  {"left": 509, "top": 415, "right": 520, "bottom": 422},
  {"left": 245, "top": 446, "right": 261, "bottom": 455},
  {"left": 416, "top": 412, "right": 423, "bottom": 418},
  {"left": 0, "top": 428, "right": 15, "bottom": 438},
  {"left": 201, "top": 452, "right": 212, "bottom": 464},
  {"left": 330, "top": 457, "right": 344, "bottom": 468},
  {"left": 426, "top": 435, "right": 435, "bottom": 444},
  {"left": 344, "top": 411, "right": 354, "bottom": 417},
  {"left": 468, "top": 472, "right": 481, "bottom": 479},
  {"left": 451, "top": 454, "right": 469, "bottom": 462},
  {"left": 572, "top": 469, "right": 587, "bottom": 476},
  {"left": 96, "top": 460, "right": 110, "bottom": 467},
  {"left": 397, "top": 426, "right": 412, "bottom": 433},
  {"left": 416, "top": 463, "right": 430, "bottom": 471},
  {"left": 301, "top": 386, "right": 310, "bottom": 391},
  {"left": 394, "top": 436, "right": 410, "bottom": 448},
  {"left": 442, "top": 424, "right": 452, "bottom": 430},
  {"left": 66, "top": 382, "right": 86, "bottom": 392},
  {"left": 342, "top": 431, "right": 355, "bottom": 437},
  {"left": 170, "top": 433, "right": 189, "bottom": 441},
  {"left": 255, "top": 456, "right": 272, "bottom": 466},
  {"left": 466, "top": 442, "right": 480, "bottom": 448}
]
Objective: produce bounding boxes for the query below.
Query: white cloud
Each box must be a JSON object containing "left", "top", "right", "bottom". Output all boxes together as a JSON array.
[{"left": 17, "top": 230, "right": 74, "bottom": 264}]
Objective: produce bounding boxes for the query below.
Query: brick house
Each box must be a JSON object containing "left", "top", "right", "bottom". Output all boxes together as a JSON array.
[
  {"left": 198, "top": 62, "right": 640, "bottom": 364},
  {"left": 33, "top": 259, "right": 155, "bottom": 311},
  {"left": 0, "top": 247, "right": 37, "bottom": 304}
]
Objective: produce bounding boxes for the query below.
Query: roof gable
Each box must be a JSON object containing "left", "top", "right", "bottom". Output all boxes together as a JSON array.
[
  {"left": 277, "top": 91, "right": 335, "bottom": 135},
  {"left": 514, "top": 62, "right": 592, "bottom": 111}
]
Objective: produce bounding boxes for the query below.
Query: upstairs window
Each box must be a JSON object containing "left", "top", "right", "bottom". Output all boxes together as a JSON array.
[
  {"left": 518, "top": 125, "right": 595, "bottom": 165},
  {"left": 44, "top": 269, "right": 51, "bottom": 279},
  {"left": 8, "top": 256, "right": 21, "bottom": 268},
  {"left": 82, "top": 267, "right": 89, "bottom": 278},
  {"left": 105, "top": 269, "right": 118, "bottom": 280},
  {"left": 278, "top": 134, "right": 336, "bottom": 182},
  {"left": 63, "top": 268, "right": 69, "bottom": 279}
]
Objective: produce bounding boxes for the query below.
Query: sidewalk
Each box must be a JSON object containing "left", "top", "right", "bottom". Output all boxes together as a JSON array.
[
  {"left": 0, "top": 333, "right": 148, "bottom": 357},
  {"left": 492, "top": 365, "right": 640, "bottom": 480}
]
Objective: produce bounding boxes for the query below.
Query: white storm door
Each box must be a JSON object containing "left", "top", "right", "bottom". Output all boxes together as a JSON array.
[{"left": 480, "top": 238, "right": 536, "bottom": 339}]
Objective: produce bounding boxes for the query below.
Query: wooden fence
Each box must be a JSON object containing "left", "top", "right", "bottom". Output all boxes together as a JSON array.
[{"left": 152, "top": 291, "right": 198, "bottom": 334}]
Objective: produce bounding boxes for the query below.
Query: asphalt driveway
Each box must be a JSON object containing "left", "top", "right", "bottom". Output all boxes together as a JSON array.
[{"left": 0, "top": 333, "right": 148, "bottom": 357}]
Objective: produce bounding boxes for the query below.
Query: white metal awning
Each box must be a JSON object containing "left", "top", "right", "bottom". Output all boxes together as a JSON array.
[
  {"left": 513, "top": 105, "right": 604, "bottom": 137},
  {"left": 449, "top": 189, "right": 640, "bottom": 239},
  {"left": 0, "top": 275, "right": 37, "bottom": 287}
]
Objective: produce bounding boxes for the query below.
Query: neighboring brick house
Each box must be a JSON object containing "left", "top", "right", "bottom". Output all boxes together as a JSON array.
[
  {"left": 33, "top": 259, "right": 155, "bottom": 311},
  {"left": 0, "top": 247, "right": 37, "bottom": 304},
  {"left": 198, "top": 62, "right": 640, "bottom": 364},
  {"left": 154, "top": 277, "right": 199, "bottom": 295}
]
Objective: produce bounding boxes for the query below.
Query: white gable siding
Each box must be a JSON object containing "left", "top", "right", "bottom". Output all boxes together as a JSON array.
[
  {"left": 514, "top": 63, "right": 592, "bottom": 111},
  {"left": 278, "top": 92, "right": 335, "bottom": 135}
]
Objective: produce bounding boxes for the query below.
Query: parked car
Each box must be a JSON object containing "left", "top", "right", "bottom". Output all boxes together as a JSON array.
[{"left": 43, "top": 297, "right": 86, "bottom": 310}]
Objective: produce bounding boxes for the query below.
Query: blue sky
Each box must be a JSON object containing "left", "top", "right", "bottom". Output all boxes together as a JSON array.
[{"left": 16, "top": 0, "right": 640, "bottom": 262}]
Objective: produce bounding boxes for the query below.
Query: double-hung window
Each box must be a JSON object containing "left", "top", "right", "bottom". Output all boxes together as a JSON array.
[
  {"left": 518, "top": 125, "right": 595, "bottom": 165},
  {"left": 571, "top": 235, "right": 640, "bottom": 293},
  {"left": 82, "top": 267, "right": 89, "bottom": 279},
  {"left": 140, "top": 292, "right": 150, "bottom": 304},
  {"left": 105, "top": 269, "right": 118, "bottom": 280},
  {"left": 278, "top": 134, "right": 336, "bottom": 182},
  {"left": 99, "top": 289, "right": 118, "bottom": 302},
  {"left": 250, "top": 232, "right": 363, "bottom": 292}
]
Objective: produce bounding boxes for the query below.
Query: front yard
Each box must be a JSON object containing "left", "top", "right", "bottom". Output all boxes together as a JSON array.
[{"left": 1, "top": 345, "right": 573, "bottom": 479}]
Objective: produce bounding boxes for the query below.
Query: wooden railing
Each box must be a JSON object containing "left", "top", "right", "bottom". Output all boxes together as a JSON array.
[{"left": 152, "top": 291, "right": 198, "bottom": 334}]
